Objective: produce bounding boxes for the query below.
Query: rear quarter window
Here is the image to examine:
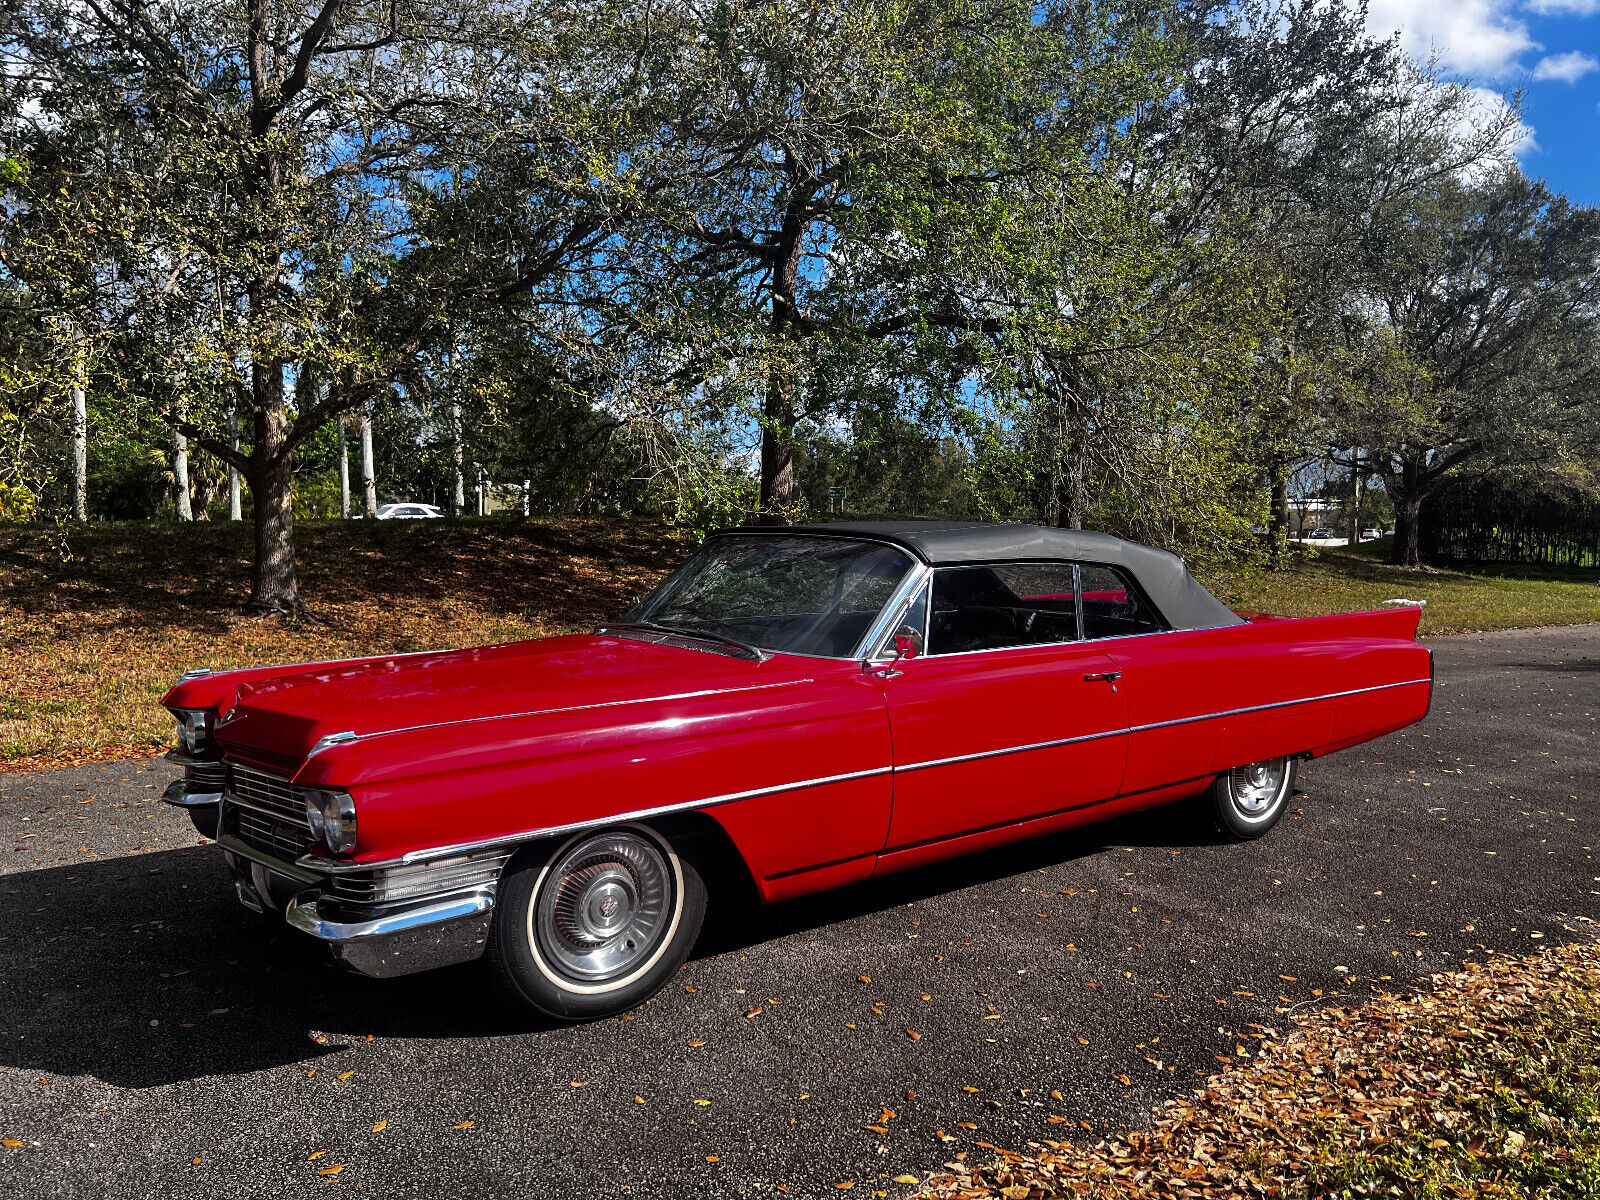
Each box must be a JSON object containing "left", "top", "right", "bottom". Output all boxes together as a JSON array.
[{"left": 1078, "top": 564, "right": 1165, "bottom": 639}]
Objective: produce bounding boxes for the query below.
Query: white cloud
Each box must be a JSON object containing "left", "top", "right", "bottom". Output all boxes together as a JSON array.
[
  {"left": 1457, "top": 85, "right": 1540, "bottom": 171},
  {"left": 1532, "top": 50, "right": 1600, "bottom": 82},
  {"left": 1365, "top": 0, "right": 1536, "bottom": 78},
  {"left": 1526, "top": 0, "right": 1600, "bottom": 15}
]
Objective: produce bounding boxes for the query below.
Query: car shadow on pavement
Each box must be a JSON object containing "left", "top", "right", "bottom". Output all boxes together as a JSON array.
[
  {"left": 0, "top": 799, "right": 1245, "bottom": 1089},
  {"left": 695, "top": 795, "right": 1241, "bottom": 957},
  {"left": 0, "top": 847, "right": 547, "bottom": 1089}
]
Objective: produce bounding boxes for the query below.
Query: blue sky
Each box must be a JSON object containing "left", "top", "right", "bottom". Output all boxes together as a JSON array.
[{"left": 1368, "top": 0, "right": 1600, "bottom": 205}]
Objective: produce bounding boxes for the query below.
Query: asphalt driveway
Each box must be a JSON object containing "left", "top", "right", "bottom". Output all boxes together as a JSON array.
[{"left": 1, "top": 624, "right": 1596, "bottom": 1199}]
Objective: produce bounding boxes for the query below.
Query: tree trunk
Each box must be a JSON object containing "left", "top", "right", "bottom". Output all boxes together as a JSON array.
[
  {"left": 337, "top": 419, "right": 350, "bottom": 518},
  {"left": 173, "top": 400, "right": 193, "bottom": 521},
  {"left": 1391, "top": 494, "right": 1423, "bottom": 566},
  {"left": 360, "top": 401, "right": 377, "bottom": 518},
  {"left": 1267, "top": 455, "right": 1290, "bottom": 567},
  {"left": 247, "top": 359, "right": 298, "bottom": 613},
  {"left": 1348, "top": 454, "right": 1361, "bottom": 548},
  {"left": 227, "top": 404, "right": 243, "bottom": 520},
  {"left": 759, "top": 367, "right": 800, "bottom": 524},
  {"left": 450, "top": 401, "right": 465, "bottom": 516},
  {"left": 758, "top": 197, "right": 806, "bottom": 525},
  {"left": 69, "top": 384, "right": 87, "bottom": 523},
  {"left": 1387, "top": 457, "right": 1425, "bottom": 567}
]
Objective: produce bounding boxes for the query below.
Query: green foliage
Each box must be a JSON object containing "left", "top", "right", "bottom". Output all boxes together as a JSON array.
[
  {"left": 1, "top": 0, "right": 1594, "bottom": 586},
  {"left": 0, "top": 480, "right": 36, "bottom": 521}
]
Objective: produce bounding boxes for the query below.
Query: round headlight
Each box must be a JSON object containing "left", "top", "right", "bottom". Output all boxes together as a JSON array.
[
  {"left": 172, "top": 708, "right": 214, "bottom": 755},
  {"left": 304, "top": 793, "right": 326, "bottom": 839},
  {"left": 302, "top": 789, "right": 357, "bottom": 855}
]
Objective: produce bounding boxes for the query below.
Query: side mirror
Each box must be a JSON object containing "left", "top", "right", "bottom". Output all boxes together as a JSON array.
[{"left": 893, "top": 625, "right": 924, "bottom": 661}]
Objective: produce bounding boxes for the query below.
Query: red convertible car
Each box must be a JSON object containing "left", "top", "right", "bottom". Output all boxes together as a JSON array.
[{"left": 162, "top": 522, "right": 1431, "bottom": 1019}]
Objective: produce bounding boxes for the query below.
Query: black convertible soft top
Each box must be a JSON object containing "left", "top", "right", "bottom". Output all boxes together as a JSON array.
[{"left": 728, "top": 520, "right": 1245, "bottom": 633}]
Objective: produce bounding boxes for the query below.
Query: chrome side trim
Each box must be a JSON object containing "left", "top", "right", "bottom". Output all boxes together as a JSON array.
[
  {"left": 898, "top": 676, "right": 1432, "bottom": 772},
  {"left": 1117, "top": 677, "right": 1432, "bottom": 736},
  {"left": 177, "top": 667, "right": 213, "bottom": 682},
  {"left": 290, "top": 676, "right": 1432, "bottom": 875},
  {"left": 286, "top": 885, "right": 496, "bottom": 942},
  {"left": 299, "top": 762, "right": 899, "bottom": 874}
]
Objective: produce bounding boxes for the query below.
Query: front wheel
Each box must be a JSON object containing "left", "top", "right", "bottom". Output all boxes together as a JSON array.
[
  {"left": 487, "top": 824, "right": 706, "bottom": 1021},
  {"left": 1208, "top": 757, "right": 1298, "bottom": 840}
]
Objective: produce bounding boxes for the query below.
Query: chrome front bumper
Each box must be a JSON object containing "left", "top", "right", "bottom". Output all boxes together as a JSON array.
[
  {"left": 222, "top": 834, "right": 507, "bottom": 980},
  {"left": 285, "top": 887, "right": 496, "bottom": 979},
  {"left": 162, "top": 750, "right": 224, "bottom": 837}
]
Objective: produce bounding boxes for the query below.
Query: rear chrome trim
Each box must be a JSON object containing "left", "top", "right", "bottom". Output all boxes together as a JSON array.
[{"left": 291, "top": 676, "right": 1433, "bottom": 875}]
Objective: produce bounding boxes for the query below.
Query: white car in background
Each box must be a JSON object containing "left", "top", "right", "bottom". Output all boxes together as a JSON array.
[{"left": 375, "top": 503, "right": 444, "bottom": 520}]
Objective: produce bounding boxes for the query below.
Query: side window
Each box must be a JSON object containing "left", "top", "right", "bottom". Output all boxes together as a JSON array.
[
  {"left": 1078, "top": 564, "right": 1165, "bottom": 638},
  {"left": 928, "top": 563, "right": 1080, "bottom": 655}
]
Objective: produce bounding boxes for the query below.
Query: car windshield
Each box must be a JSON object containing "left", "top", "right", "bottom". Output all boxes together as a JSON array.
[{"left": 629, "top": 535, "right": 915, "bottom": 658}]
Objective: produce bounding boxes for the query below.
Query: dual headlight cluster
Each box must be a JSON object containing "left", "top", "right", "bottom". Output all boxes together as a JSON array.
[
  {"left": 303, "top": 789, "right": 359, "bottom": 855},
  {"left": 172, "top": 708, "right": 215, "bottom": 756}
]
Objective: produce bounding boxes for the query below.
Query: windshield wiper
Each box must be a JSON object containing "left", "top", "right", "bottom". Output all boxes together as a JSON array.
[{"left": 596, "top": 620, "right": 771, "bottom": 663}]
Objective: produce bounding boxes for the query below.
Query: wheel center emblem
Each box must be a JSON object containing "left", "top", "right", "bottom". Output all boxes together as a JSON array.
[{"left": 600, "top": 896, "right": 619, "bottom": 918}]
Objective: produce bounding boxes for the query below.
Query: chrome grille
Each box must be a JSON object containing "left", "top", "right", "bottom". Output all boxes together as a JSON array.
[
  {"left": 224, "top": 762, "right": 311, "bottom": 861},
  {"left": 327, "top": 852, "right": 511, "bottom": 907},
  {"left": 230, "top": 805, "right": 311, "bottom": 861},
  {"left": 228, "top": 763, "right": 304, "bottom": 824},
  {"left": 186, "top": 759, "right": 226, "bottom": 792}
]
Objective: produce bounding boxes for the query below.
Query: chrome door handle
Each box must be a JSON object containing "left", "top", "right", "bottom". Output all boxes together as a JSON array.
[{"left": 1083, "top": 670, "right": 1122, "bottom": 683}]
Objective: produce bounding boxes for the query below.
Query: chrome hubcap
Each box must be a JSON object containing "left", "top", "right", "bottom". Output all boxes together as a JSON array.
[
  {"left": 1228, "top": 759, "right": 1287, "bottom": 816},
  {"left": 535, "top": 832, "right": 673, "bottom": 984}
]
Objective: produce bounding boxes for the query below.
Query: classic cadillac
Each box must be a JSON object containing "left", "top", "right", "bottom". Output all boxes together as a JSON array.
[{"left": 162, "top": 522, "right": 1432, "bottom": 1019}]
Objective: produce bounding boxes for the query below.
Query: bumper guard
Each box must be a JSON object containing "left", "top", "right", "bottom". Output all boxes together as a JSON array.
[{"left": 284, "top": 886, "right": 496, "bottom": 978}]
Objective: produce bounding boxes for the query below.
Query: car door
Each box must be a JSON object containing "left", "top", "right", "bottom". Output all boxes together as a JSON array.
[{"left": 878, "top": 562, "right": 1130, "bottom": 852}]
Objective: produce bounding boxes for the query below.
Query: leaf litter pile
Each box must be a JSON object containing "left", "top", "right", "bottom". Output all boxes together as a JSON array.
[{"left": 917, "top": 942, "right": 1600, "bottom": 1199}]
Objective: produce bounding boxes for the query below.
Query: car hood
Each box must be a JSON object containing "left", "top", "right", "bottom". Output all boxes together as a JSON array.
[{"left": 213, "top": 633, "right": 813, "bottom": 767}]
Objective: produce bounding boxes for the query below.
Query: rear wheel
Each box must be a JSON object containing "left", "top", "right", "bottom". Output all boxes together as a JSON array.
[
  {"left": 1208, "top": 757, "right": 1298, "bottom": 840},
  {"left": 488, "top": 824, "right": 706, "bottom": 1021}
]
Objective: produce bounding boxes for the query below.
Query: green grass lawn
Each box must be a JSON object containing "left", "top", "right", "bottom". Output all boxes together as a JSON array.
[
  {"left": 1209, "top": 541, "right": 1600, "bottom": 636},
  {"left": 1, "top": 519, "right": 1595, "bottom": 764}
]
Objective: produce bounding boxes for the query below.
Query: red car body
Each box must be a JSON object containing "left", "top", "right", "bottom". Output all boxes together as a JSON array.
[{"left": 160, "top": 522, "right": 1431, "bottom": 1009}]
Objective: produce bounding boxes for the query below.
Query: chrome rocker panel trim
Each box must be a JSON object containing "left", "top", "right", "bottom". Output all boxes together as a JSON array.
[{"left": 285, "top": 886, "right": 497, "bottom": 979}]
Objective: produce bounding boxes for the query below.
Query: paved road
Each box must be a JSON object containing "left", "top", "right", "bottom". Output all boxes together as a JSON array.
[{"left": 1, "top": 625, "right": 1596, "bottom": 1199}]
